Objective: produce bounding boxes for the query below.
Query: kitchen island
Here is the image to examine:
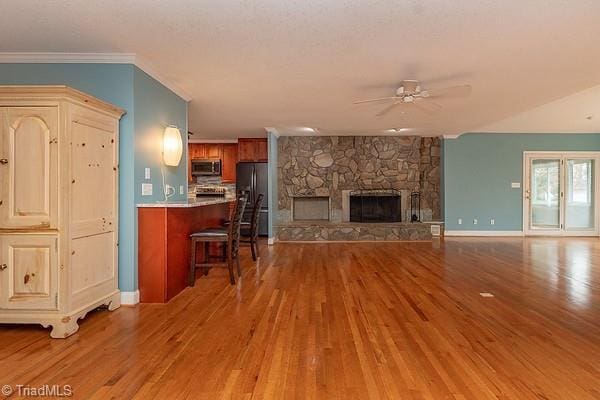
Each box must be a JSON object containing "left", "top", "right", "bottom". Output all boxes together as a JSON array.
[{"left": 137, "top": 197, "right": 234, "bottom": 303}]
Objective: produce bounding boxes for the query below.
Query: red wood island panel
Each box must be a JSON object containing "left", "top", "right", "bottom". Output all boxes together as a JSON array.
[{"left": 138, "top": 202, "right": 232, "bottom": 303}]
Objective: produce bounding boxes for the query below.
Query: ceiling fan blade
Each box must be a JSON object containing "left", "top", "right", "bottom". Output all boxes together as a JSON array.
[
  {"left": 425, "top": 84, "right": 472, "bottom": 98},
  {"left": 354, "top": 97, "right": 398, "bottom": 104},
  {"left": 376, "top": 102, "right": 401, "bottom": 117},
  {"left": 411, "top": 100, "right": 439, "bottom": 115}
]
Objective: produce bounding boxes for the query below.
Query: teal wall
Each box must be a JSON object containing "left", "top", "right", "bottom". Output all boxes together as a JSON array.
[
  {"left": 267, "top": 132, "right": 278, "bottom": 238},
  {"left": 0, "top": 63, "right": 188, "bottom": 292},
  {"left": 444, "top": 133, "right": 600, "bottom": 231},
  {"left": 133, "top": 67, "right": 188, "bottom": 204}
]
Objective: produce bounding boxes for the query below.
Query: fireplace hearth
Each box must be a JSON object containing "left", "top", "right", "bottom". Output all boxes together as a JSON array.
[{"left": 349, "top": 189, "right": 401, "bottom": 223}]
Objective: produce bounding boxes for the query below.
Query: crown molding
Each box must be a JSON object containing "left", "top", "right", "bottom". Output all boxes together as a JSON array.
[
  {"left": 188, "top": 138, "right": 238, "bottom": 143},
  {"left": 264, "top": 127, "right": 280, "bottom": 137},
  {"left": 0, "top": 52, "right": 192, "bottom": 102},
  {"left": 0, "top": 52, "right": 136, "bottom": 64},
  {"left": 442, "top": 133, "right": 462, "bottom": 139},
  {"left": 134, "top": 56, "right": 192, "bottom": 102}
]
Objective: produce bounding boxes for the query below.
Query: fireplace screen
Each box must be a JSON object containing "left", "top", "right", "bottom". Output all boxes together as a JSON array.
[{"left": 349, "top": 189, "right": 401, "bottom": 223}]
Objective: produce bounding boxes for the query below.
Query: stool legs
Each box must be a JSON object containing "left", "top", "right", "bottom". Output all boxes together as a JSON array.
[
  {"left": 189, "top": 238, "right": 197, "bottom": 287},
  {"left": 250, "top": 236, "right": 257, "bottom": 261},
  {"left": 227, "top": 250, "right": 235, "bottom": 285}
]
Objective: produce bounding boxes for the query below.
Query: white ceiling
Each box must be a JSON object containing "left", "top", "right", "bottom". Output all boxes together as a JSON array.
[{"left": 1, "top": 0, "right": 600, "bottom": 139}]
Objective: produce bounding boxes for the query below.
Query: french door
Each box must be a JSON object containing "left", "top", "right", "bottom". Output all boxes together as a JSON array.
[{"left": 524, "top": 152, "right": 599, "bottom": 236}]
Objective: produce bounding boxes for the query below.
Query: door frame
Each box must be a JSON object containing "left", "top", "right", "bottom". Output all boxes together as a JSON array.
[{"left": 523, "top": 151, "right": 600, "bottom": 236}]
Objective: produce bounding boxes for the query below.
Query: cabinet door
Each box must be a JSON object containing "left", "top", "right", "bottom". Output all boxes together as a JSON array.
[
  {"left": 0, "top": 107, "right": 58, "bottom": 229},
  {"left": 221, "top": 144, "right": 238, "bottom": 183},
  {"left": 238, "top": 139, "right": 255, "bottom": 162},
  {"left": 255, "top": 138, "right": 268, "bottom": 162},
  {"left": 238, "top": 139, "right": 268, "bottom": 162},
  {"left": 191, "top": 144, "right": 207, "bottom": 159},
  {"left": 206, "top": 144, "right": 222, "bottom": 159},
  {"left": 0, "top": 234, "right": 58, "bottom": 310}
]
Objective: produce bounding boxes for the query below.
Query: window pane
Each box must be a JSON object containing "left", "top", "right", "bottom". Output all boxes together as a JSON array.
[
  {"left": 531, "top": 159, "right": 560, "bottom": 228},
  {"left": 566, "top": 159, "right": 594, "bottom": 230}
]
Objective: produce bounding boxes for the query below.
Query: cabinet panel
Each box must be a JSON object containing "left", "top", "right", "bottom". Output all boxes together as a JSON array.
[
  {"left": 190, "top": 144, "right": 206, "bottom": 159},
  {"left": 69, "top": 109, "right": 117, "bottom": 238},
  {"left": 70, "top": 231, "right": 116, "bottom": 297},
  {"left": 221, "top": 144, "right": 238, "bottom": 183},
  {"left": 0, "top": 107, "right": 58, "bottom": 229},
  {"left": 255, "top": 138, "right": 268, "bottom": 162},
  {"left": 238, "top": 138, "right": 268, "bottom": 162},
  {"left": 0, "top": 234, "right": 58, "bottom": 310},
  {"left": 237, "top": 139, "right": 254, "bottom": 162},
  {"left": 206, "top": 144, "right": 222, "bottom": 159}
]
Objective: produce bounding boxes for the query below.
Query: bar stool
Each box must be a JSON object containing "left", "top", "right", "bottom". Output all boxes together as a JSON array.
[
  {"left": 240, "top": 193, "right": 264, "bottom": 261},
  {"left": 188, "top": 196, "right": 247, "bottom": 286}
]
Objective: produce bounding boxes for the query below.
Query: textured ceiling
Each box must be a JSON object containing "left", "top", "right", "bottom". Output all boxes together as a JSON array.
[{"left": 1, "top": 0, "right": 600, "bottom": 138}]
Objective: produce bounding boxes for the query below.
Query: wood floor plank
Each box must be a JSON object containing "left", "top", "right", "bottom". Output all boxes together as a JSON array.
[{"left": 1, "top": 238, "right": 599, "bottom": 399}]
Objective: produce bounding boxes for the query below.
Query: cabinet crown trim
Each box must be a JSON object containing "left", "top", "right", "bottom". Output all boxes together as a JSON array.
[{"left": 0, "top": 85, "right": 126, "bottom": 118}]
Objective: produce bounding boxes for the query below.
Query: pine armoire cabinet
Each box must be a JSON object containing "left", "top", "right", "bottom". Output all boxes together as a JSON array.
[{"left": 0, "top": 86, "right": 124, "bottom": 338}]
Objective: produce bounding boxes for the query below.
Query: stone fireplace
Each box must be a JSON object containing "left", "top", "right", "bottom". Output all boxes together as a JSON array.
[{"left": 276, "top": 136, "right": 441, "bottom": 241}]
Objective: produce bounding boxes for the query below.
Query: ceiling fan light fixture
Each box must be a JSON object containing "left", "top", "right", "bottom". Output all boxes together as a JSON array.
[
  {"left": 384, "top": 128, "right": 412, "bottom": 134},
  {"left": 296, "top": 127, "right": 317, "bottom": 133}
]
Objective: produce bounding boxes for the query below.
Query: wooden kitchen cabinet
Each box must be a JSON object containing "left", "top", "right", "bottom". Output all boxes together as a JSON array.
[
  {"left": 0, "top": 86, "right": 123, "bottom": 338},
  {"left": 221, "top": 143, "right": 238, "bottom": 183},
  {"left": 206, "top": 144, "right": 221, "bottom": 159},
  {"left": 238, "top": 138, "right": 268, "bottom": 162}
]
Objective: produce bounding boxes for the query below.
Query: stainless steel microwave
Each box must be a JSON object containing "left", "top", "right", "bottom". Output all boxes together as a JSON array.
[{"left": 191, "top": 159, "right": 222, "bottom": 176}]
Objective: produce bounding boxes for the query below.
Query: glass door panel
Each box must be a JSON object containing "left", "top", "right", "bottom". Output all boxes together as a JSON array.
[
  {"left": 565, "top": 159, "right": 595, "bottom": 230},
  {"left": 530, "top": 159, "right": 561, "bottom": 229}
]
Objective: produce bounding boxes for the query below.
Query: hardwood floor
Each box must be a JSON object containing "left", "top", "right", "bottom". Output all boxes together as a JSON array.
[{"left": 1, "top": 238, "right": 599, "bottom": 399}]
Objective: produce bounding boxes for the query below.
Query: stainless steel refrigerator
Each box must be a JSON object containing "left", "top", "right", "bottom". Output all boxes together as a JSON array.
[{"left": 236, "top": 162, "right": 269, "bottom": 236}]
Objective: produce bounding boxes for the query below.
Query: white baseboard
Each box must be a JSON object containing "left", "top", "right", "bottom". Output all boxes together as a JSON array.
[
  {"left": 267, "top": 237, "right": 276, "bottom": 245},
  {"left": 445, "top": 230, "right": 524, "bottom": 237},
  {"left": 120, "top": 290, "right": 140, "bottom": 305}
]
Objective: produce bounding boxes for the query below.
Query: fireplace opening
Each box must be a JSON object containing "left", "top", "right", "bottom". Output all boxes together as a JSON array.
[
  {"left": 293, "top": 196, "right": 330, "bottom": 221},
  {"left": 350, "top": 189, "right": 401, "bottom": 223}
]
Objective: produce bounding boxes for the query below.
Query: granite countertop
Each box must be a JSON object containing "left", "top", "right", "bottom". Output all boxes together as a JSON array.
[{"left": 136, "top": 196, "right": 235, "bottom": 208}]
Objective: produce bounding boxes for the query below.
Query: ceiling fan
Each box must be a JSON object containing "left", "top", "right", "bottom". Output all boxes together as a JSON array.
[{"left": 354, "top": 80, "right": 471, "bottom": 117}]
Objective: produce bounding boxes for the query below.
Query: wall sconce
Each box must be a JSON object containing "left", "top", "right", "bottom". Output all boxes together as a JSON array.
[{"left": 163, "top": 125, "right": 183, "bottom": 166}]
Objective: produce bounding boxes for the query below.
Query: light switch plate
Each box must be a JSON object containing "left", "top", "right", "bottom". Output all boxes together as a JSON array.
[
  {"left": 145, "top": 167, "right": 151, "bottom": 180},
  {"left": 141, "top": 183, "right": 153, "bottom": 196},
  {"left": 180, "top": 185, "right": 184, "bottom": 195},
  {"left": 473, "top": 218, "right": 478, "bottom": 225},
  {"left": 511, "top": 182, "right": 521, "bottom": 188}
]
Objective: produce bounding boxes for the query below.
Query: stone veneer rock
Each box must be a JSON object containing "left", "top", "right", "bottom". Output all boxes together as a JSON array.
[
  {"left": 277, "top": 136, "right": 441, "bottom": 227},
  {"left": 277, "top": 222, "right": 433, "bottom": 241}
]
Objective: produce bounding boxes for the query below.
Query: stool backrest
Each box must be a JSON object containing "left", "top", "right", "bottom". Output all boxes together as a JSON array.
[
  {"left": 228, "top": 196, "right": 248, "bottom": 256},
  {"left": 250, "top": 193, "right": 264, "bottom": 238}
]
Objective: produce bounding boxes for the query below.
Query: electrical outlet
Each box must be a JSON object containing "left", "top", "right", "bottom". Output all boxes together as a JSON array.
[
  {"left": 473, "top": 218, "right": 478, "bottom": 225},
  {"left": 490, "top": 219, "right": 495, "bottom": 225},
  {"left": 141, "top": 183, "right": 152, "bottom": 196},
  {"left": 458, "top": 218, "right": 462, "bottom": 225}
]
